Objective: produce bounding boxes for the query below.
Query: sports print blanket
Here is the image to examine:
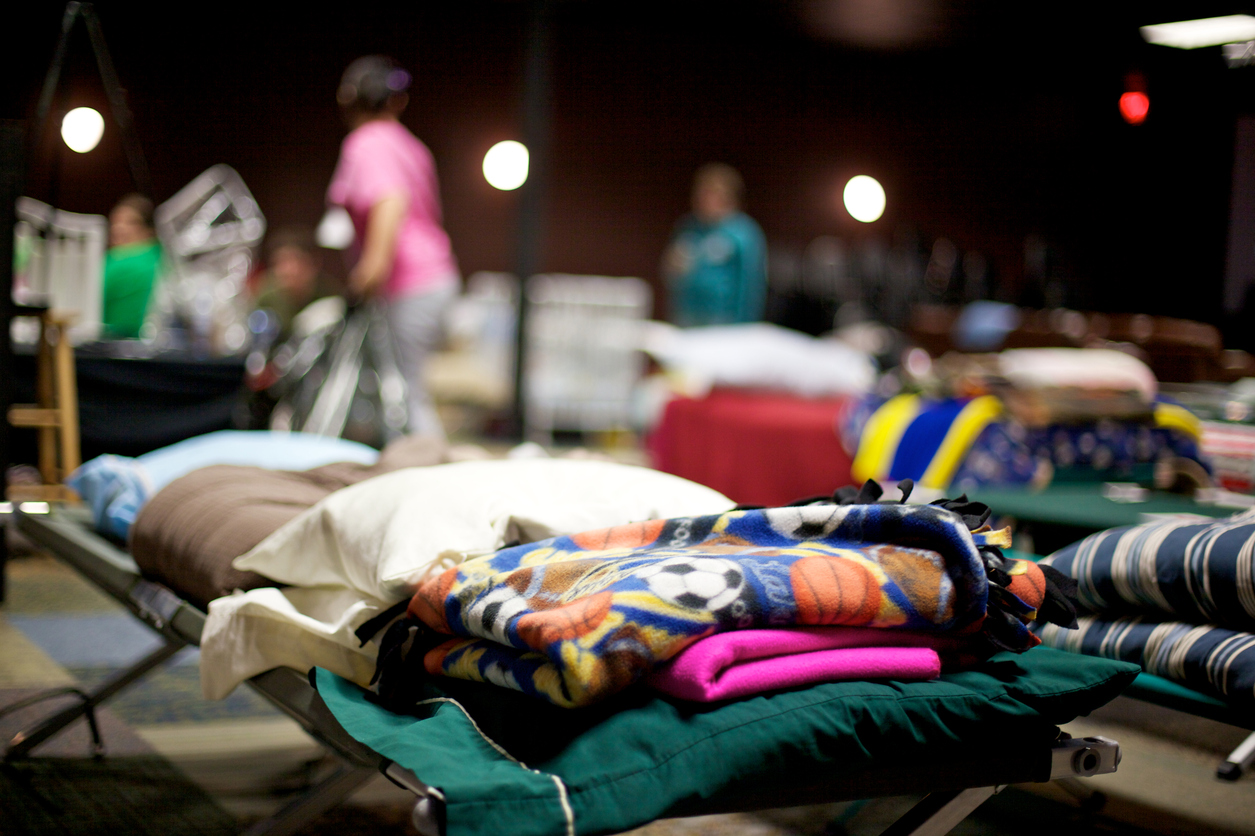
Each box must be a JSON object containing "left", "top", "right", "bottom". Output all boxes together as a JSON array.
[{"left": 371, "top": 499, "right": 1077, "bottom": 708}]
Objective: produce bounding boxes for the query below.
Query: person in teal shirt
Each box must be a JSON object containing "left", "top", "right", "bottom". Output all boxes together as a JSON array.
[
  {"left": 662, "top": 163, "right": 767, "bottom": 327},
  {"left": 102, "top": 193, "right": 161, "bottom": 339}
]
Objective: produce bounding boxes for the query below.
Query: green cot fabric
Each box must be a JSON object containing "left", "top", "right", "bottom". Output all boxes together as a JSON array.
[
  {"left": 103, "top": 240, "right": 162, "bottom": 339},
  {"left": 315, "top": 646, "right": 1137, "bottom": 836},
  {"left": 1122, "top": 672, "right": 1254, "bottom": 729},
  {"left": 1128, "top": 671, "right": 1227, "bottom": 709},
  {"left": 967, "top": 484, "right": 1231, "bottom": 531}
]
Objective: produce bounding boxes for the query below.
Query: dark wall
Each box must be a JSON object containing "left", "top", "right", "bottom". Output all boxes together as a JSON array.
[{"left": 3, "top": 2, "right": 1250, "bottom": 326}]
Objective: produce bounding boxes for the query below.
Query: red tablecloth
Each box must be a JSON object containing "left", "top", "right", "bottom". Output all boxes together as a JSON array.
[{"left": 649, "top": 389, "right": 856, "bottom": 506}]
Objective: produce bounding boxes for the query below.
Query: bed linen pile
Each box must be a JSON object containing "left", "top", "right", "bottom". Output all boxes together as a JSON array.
[
  {"left": 841, "top": 348, "right": 1205, "bottom": 494},
  {"left": 130, "top": 434, "right": 448, "bottom": 607},
  {"left": 199, "top": 457, "right": 736, "bottom": 699},
  {"left": 1037, "top": 508, "right": 1255, "bottom": 707},
  {"left": 370, "top": 492, "right": 1079, "bottom": 709}
]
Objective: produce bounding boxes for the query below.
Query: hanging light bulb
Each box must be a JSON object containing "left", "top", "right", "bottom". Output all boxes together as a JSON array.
[
  {"left": 483, "top": 141, "right": 529, "bottom": 191},
  {"left": 61, "top": 107, "right": 104, "bottom": 153},
  {"left": 843, "top": 175, "right": 886, "bottom": 223}
]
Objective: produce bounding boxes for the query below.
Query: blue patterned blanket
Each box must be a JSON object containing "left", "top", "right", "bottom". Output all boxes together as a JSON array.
[{"left": 369, "top": 496, "right": 1078, "bottom": 708}]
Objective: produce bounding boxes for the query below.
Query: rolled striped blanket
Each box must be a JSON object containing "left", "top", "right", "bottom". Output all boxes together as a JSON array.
[
  {"left": 1041, "top": 509, "right": 1255, "bottom": 631},
  {"left": 1036, "top": 615, "right": 1255, "bottom": 707}
]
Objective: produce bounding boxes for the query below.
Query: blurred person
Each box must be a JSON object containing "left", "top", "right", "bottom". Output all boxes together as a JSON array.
[
  {"left": 662, "top": 163, "right": 767, "bottom": 327},
  {"left": 253, "top": 226, "right": 340, "bottom": 343},
  {"left": 103, "top": 193, "right": 162, "bottom": 338},
  {"left": 327, "top": 55, "right": 459, "bottom": 439}
]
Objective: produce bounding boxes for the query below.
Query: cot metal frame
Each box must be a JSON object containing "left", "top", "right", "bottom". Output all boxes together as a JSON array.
[{"left": 9, "top": 505, "right": 1121, "bottom": 836}]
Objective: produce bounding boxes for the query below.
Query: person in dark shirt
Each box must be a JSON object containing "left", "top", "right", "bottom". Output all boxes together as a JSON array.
[{"left": 252, "top": 226, "right": 340, "bottom": 343}]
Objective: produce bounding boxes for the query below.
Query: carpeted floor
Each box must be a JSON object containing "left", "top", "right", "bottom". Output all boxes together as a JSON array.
[{"left": 0, "top": 756, "right": 238, "bottom": 836}]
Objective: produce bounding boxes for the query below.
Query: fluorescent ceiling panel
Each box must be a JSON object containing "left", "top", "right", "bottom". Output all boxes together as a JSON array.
[{"left": 1141, "top": 14, "right": 1255, "bottom": 49}]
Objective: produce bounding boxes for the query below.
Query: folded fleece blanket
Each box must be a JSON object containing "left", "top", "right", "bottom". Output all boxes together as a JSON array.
[
  {"left": 1041, "top": 508, "right": 1255, "bottom": 632},
  {"left": 646, "top": 627, "right": 943, "bottom": 702},
  {"left": 372, "top": 496, "right": 1077, "bottom": 708}
]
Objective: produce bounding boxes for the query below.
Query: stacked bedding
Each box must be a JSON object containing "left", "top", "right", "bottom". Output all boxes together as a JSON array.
[
  {"left": 376, "top": 500, "right": 1070, "bottom": 708},
  {"left": 1037, "top": 508, "right": 1255, "bottom": 707},
  {"left": 200, "top": 458, "right": 737, "bottom": 698},
  {"left": 195, "top": 463, "right": 1076, "bottom": 707},
  {"left": 104, "top": 431, "right": 1081, "bottom": 711},
  {"left": 843, "top": 348, "right": 1206, "bottom": 494}
]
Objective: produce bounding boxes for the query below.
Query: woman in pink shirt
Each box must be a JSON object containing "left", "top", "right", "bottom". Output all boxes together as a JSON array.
[{"left": 328, "top": 55, "right": 459, "bottom": 439}]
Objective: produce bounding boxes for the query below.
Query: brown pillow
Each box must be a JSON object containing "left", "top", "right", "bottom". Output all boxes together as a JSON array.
[{"left": 130, "top": 435, "right": 447, "bottom": 609}]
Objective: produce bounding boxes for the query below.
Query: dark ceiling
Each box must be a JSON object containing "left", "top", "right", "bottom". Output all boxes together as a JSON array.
[{"left": 4, "top": 2, "right": 1254, "bottom": 332}]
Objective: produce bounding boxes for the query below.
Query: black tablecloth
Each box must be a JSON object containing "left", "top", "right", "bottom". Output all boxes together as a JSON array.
[{"left": 11, "top": 346, "right": 246, "bottom": 462}]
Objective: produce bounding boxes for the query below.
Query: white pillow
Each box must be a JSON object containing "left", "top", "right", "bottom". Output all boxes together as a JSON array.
[
  {"left": 641, "top": 321, "right": 877, "bottom": 398},
  {"left": 233, "top": 458, "right": 734, "bottom": 602},
  {"left": 998, "top": 348, "right": 1157, "bottom": 401}
]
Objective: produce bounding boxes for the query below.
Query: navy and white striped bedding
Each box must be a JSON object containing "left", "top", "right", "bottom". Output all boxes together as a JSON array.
[
  {"left": 1041, "top": 509, "right": 1255, "bottom": 631},
  {"left": 1037, "top": 508, "right": 1255, "bottom": 705},
  {"left": 1036, "top": 617, "right": 1255, "bottom": 707}
]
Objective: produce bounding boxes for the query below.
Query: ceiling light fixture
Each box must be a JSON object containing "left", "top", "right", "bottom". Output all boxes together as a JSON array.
[
  {"left": 843, "top": 175, "right": 886, "bottom": 223},
  {"left": 1140, "top": 14, "right": 1255, "bottom": 49}
]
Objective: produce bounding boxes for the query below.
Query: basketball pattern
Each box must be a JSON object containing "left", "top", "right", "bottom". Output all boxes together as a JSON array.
[
  {"left": 408, "top": 502, "right": 1043, "bottom": 707},
  {"left": 791, "top": 554, "right": 885, "bottom": 626},
  {"left": 571, "top": 520, "right": 666, "bottom": 551},
  {"left": 1006, "top": 561, "right": 1047, "bottom": 618}
]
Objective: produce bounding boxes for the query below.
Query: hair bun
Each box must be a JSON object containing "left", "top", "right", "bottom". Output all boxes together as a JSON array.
[{"left": 339, "top": 56, "right": 409, "bottom": 112}]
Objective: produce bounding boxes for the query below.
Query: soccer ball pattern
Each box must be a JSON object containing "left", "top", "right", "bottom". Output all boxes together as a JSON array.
[{"left": 638, "top": 557, "right": 746, "bottom": 612}]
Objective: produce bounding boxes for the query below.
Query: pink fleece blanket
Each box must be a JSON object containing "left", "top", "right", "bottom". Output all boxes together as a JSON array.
[{"left": 647, "top": 627, "right": 944, "bottom": 702}]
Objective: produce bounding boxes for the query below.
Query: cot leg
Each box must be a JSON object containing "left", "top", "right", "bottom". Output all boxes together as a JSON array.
[
  {"left": 878, "top": 786, "right": 1000, "bottom": 836},
  {"left": 239, "top": 762, "right": 376, "bottom": 836},
  {"left": 384, "top": 762, "right": 445, "bottom": 836},
  {"left": 1217, "top": 730, "right": 1255, "bottom": 781},
  {"left": 4, "top": 638, "right": 184, "bottom": 761},
  {"left": 34, "top": 315, "right": 56, "bottom": 485}
]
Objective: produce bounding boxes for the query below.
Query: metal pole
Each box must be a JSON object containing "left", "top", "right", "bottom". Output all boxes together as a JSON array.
[
  {"left": 0, "top": 120, "right": 25, "bottom": 603},
  {"left": 82, "top": 4, "right": 153, "bottom": 197},
  {"left": 509, "top": 0, "right": 553, "bottom": 439},
  {"left": 29, "top": 3, "right": 82, "bottom": 172},
  {"left": 31, "top": 3, "right": 153, "bottom": 199}
]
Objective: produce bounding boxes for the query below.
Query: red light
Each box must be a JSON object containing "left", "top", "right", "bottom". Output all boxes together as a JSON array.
[{"left": 1120, "top": 91, "right": 1149, "bottom": 125}]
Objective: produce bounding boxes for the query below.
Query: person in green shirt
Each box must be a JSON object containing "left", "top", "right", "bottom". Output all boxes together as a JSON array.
[{"left": 102, "top": 193, "right": 161, "bottom": 339}]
